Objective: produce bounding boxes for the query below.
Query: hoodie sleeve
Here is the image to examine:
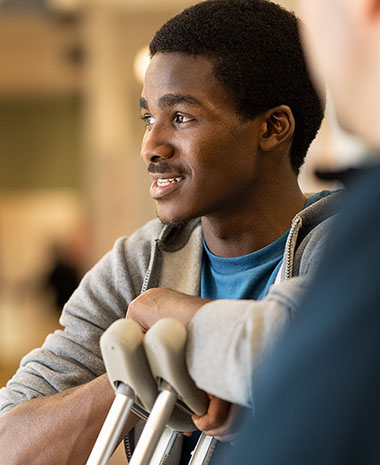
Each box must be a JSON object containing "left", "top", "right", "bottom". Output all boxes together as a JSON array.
[
  {"left": 0, "top": 237, "right": 136, "bottom": 418},
  {"left": 186, "top": 276, "right": 309, "bottom": 408}
]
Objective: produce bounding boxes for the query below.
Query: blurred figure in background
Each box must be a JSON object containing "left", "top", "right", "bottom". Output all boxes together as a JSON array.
[
  {"left": 44, "top": 242, "right": 81, "bottom": 313},
  {"left": 217, "top": 0, "right": 380, "bottom": 463}
]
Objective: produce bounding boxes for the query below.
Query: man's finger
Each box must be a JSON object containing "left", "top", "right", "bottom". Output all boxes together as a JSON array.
[
  {"left": 192, "top": 396, "right": 230, "bottom": 431},
  {"left": 193, "top": 403, "right": 243, "bottom": 442}
]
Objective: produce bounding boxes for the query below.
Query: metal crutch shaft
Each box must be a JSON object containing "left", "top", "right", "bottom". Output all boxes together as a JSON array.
[
  {"left": 86, "top": 383, "right": 135, "bottom": 465},
  {"left": 129, "top": 383, "right": 178, "bottom": 465},
  {"left": 147, "top": 427, "right": 178, "bottom": 465},
  {"left": 188, "top": 433, "right": 218, "bottom": 465}
]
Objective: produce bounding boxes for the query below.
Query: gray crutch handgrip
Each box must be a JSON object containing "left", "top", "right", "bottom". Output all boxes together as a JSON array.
[
  {"left": 144, "top": 318, "right": 209, "bottom": 431},
  {"left": 100, "top": 318, "right": 158, "bottom": 411}
]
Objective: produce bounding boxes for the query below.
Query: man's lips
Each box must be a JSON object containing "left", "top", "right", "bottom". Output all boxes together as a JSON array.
[{"left": 150, "top": 175, "right": 185, "bottom": 199}]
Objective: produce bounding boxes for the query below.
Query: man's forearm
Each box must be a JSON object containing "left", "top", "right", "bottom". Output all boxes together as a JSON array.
[
  {"left": 0, "top": 374, "right": 138, "bottom": 465},
  {"left": 186, "top": 288, "right": 295, "bottom": 407}
]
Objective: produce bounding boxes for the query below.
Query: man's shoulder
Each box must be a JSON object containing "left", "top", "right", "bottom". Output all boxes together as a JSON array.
[
  {"left": 299, "top": 190, "right": 343, "bottom": 228},
  {"left": 292, "top": 191, "right": 343, "bottom": 277}
]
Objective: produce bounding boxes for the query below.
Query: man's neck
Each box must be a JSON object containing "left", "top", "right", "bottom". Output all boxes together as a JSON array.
[{"left": 201, "top": 185, "right": 306, "bottom": 258}]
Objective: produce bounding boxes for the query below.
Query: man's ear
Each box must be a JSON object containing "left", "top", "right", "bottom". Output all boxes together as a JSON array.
[{"left": 259, "top": 105, "right": 295, "bottom": 152}]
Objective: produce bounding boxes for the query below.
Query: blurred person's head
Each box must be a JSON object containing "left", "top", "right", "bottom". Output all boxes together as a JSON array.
[
  {"left": 300, "top": 0, "right": 380, "bottom": 149},
  {"left": 140, "top": 0, "right": 323, "bottom": 225}
]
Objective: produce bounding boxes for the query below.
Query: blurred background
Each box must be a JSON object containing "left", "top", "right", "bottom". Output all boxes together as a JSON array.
[{"left": 0, "top": 0, "right": 369, "bottom": 462}]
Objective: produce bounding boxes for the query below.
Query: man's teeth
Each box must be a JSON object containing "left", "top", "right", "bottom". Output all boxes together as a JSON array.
[{"left": 157, "top": 177, "right": 183, "bottom": 187}]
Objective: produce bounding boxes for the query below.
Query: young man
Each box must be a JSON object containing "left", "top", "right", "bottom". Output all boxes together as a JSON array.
[
  {"left": 0, "top": 1, "right": 335, "bottom": 464},
  {"left": 216, "top": 0, "right": 380, "bottom": 463}
]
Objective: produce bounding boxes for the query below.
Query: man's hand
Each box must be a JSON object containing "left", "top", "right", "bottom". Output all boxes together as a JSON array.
[
  {"left": 191, "top": 394, "right": 243, "bottom": 442},
  {"left": 126, "top": 288, "right": 210, "bottom": 332}
]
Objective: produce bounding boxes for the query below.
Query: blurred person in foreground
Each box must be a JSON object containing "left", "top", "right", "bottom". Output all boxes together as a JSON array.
[
  {"left": 0, "top": 1, "right": 335, "bottom": 464},
  {"left": 216, "top": 0, "right": 380, "bottom": 463}
]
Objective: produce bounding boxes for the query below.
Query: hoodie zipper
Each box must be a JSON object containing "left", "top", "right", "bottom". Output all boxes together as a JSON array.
[
  {"left": 142, "top": 239, "right": 160, "bottom": 293},
  {"left": 125, "top": 238, "right": 161, "bottom": 462},
  {"left": 284, "top": 216, "right": 302, "bottom": 281}
]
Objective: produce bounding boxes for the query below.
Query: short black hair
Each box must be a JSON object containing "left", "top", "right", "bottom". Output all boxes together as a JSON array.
[{"left": 149, "top": 0, "right": 324, "bottom": 174}]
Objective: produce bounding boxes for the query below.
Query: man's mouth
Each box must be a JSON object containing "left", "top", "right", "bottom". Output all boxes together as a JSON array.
[
  {"left": 156, "top": 177, "right": 183, "bottom": 187},
  {"left": 150, "top": 175, "right": 185, "bottom": 199}
]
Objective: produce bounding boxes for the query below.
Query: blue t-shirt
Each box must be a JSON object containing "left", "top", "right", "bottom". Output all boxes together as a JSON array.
[
  {"left": 201, "top": 231, "right": 287, "bottom": 301},
  {"left": 201, "top": 192, "right": 328, "bottom": 301}
]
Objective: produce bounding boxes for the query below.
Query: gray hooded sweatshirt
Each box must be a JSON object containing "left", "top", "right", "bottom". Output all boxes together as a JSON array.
[{"left": 0, "top": 191, "right": 341, "bottom": 459}]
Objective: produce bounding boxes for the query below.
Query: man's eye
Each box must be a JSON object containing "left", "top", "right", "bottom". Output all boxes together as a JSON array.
[
  {"left": 174, "top": 113, "right": 193, "bottom": 124},
  {"left": 141, "top": 114, "right": 155, "bottom": 126}
]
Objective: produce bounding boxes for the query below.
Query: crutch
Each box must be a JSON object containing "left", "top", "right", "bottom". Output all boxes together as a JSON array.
[
  {"left": 86, "top": 317, "right": 209, "bottom": 465},
  {"left": 88, "top": 317, "right": 218, "bottom": 465},
  {"left": 129, "top": 318, "right": 217, "bottom": 465},
  {"left": 86, "top": 318, "right": 159, "bottom": 465}
]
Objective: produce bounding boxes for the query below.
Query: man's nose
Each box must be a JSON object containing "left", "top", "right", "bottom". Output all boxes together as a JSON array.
[{"left": 140, "top": 124, "right": 175, "bottom": 164}]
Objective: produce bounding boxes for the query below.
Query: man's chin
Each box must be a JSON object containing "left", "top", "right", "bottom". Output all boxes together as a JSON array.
[
  {"left": 157, "top": 208, "right": 197, "bottom": 228},
  {"left": 158, "top": 215, "right": 190, "bottom": 229}
]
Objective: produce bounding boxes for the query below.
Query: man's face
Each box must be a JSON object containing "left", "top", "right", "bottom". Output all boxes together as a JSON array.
[{"left": 140, "top": 52, "right": 263, "bottom": 225}]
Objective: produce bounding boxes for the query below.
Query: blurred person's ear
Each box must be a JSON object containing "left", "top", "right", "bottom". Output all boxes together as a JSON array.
[
  {"left": 351, "top": 0, "right": 380, "bottom": 24},
  {"left": 365, "top": 0, "right": 380, "bottom": 18},
  {"left": 357, "top": 0, "right": 380, "bottom": 55}
]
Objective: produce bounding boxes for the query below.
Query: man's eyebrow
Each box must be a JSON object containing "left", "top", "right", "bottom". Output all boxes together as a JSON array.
[
  {"left": 159, "top": 94, "right": 202, "bottom": 108},
  {"left": 139, "top": 97, "right": 148, "bottom": 110},
  {"left": 139, "top": 94, "right": 202, "bottom": 111}
]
